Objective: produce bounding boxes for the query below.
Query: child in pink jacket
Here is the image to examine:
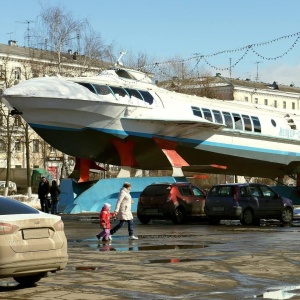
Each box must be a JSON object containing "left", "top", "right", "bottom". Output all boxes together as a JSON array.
[{"left": 96, "top": 203, "right": 115, "bottom": 241}]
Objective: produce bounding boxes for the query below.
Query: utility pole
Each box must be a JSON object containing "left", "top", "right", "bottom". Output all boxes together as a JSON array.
[
  {"left": 17, "top": 20, "right": 35, "bottom": 47},
  {"left": 76, "top": 33, "right": 80, "bottom": 55},
  {"left": 254, "top": 61, "right": 263, "bottom": 82},
  {"left": 229, "top": 58, "right": 232, "bottom": 78}
]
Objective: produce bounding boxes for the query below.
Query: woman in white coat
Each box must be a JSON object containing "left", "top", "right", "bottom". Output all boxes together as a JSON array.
[{"left": 110, "top": 182, "right": 138, "bottom": 240}]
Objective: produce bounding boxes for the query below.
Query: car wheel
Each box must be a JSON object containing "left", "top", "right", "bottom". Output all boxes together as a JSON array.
[
  {"left": 281, "top": 207, "right": 293, "bottom": 224},
  {"left": 208, "top": 217, "right": 220, "bottom": 225},
  {"left": 137, "top": 215, "right": 151, "bottom": 225},
  {"left": 171, "top": 207, "right": 186, "bottom": 224},
  {"left": 241, "top": 208, "right": 253, "bottom": 225},
  {"left": 13, "top": 272, "right": 48, "bottom": 285}
]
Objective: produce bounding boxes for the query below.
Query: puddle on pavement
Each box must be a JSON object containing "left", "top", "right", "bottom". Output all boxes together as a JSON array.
[
  {"left": 66, "top": 266, "right": 108, "bottom": 271},
  {"left": 255, "top": 285, "right": 300, "bottom": 299},
  {"left": 98, "top": 243, "right": 208, "bottom": 251},
  {"left": 88, "top": 242, "right": 208, "bottom": 252},
  {"left": 144, "top": 258, "right": 201, "bottom": 264}
]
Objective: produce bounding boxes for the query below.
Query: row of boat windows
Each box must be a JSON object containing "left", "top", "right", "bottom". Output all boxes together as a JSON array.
[
  {"left": 191, "top": 106, "right": 262, "bottom": 133},
  {"left": 75, "top": 82, "right": 154, "bottom": 105}
]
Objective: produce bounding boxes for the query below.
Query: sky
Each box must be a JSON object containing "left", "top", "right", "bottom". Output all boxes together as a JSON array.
[{"left": 1, "top": 0, "right": 300, "bottom": 86}]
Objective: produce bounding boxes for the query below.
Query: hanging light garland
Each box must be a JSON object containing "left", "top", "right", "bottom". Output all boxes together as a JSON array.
[{"left": 142, "top": 31, "right": 300, "bottom": 72}]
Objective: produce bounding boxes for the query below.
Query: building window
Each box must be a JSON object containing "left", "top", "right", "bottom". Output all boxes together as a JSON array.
[
  {"left": 50, "top": 146, "right": 56, "bottom": 153},
  {"left": 254, "top": 98, "right": 258, "bottom": 104},
  {"left": 15, "top": 140, "right": 22, "bottom": 152},
  {"left": 33, "top": 139, "right": 39, "bottom": 153},
  {"left": 283, "top": 101, "right": 286, "bottom": 109},
  {"left": 14, "top": 116, "right": 23, "bottom": 127},
  {"left": 274, "top": 100, "right": 277, "bottom": 108},
  {"left": 0, "top": 114, "right": 3, "bottom": 126},
  {"left": 292, "top": 102, "right": 295, "bottom": 110},
  {"left": 244, "top": 96, "right": 249, "bottom": 102},
  {"left": 0, "top": 65, "right": 2, "bottom": 78},
  {"left": 0, "top": 140, "right": 6, "bottom": 152},
  {"left": 264, "top": 99, "right": 268, "bottom": 106},
  {"left": 14, "top": 67, "right": 21, "bottom": 80}
]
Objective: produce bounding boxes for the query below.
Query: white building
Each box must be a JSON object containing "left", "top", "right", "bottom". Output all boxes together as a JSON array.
[{"left": 0, "top": 41, "right": 107, "bottom": 189}]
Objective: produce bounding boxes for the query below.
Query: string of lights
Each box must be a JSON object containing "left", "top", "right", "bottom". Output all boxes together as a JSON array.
[
  {"left": 202, "top": 48, "right": 250, "bottom": 71},
  {"left": 141, "top": 31, "right": 300, "bottom": 77},
  {"left": 249, "top": 35, "right": 300, "bottom": 60}
]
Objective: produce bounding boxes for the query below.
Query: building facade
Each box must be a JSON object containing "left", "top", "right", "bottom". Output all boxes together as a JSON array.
[{"left": 0, "top": 41, "right": 107, "bottom": 187}]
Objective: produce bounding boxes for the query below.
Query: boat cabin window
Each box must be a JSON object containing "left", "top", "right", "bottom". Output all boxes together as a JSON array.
[
  {"left": 242, "top": 115, "right": 252, "bottom": 132},
  {"left": 124, "top": 88, "right": 143, "bottom": 100},
  {"left": 202, "top": 108, "right": 213, "bottom": 122},
  {"left": 222, "top": 112, "right": 233, "bottom": 129},
  {"left": 212, "top": 110, "right": 223, "bottom": 124},
  {"left": 76, "top": 82, "right": 97, "bottom": 94},
  {"left": 109, "top": 86, "right": 130, "bottom": 100},
  {"left": 232, "top": 113, "right": 243, "bottom": 130},
  {"left": 251, "top": 116, "right": 261, "bottom": 133},
  {"left": 139, "top": 90, "right": 154, "bottom": 105},
  {"left": 191, "top": 106, "right": 202, "bottom": 117},
  {"left": 93, "top": 84, "right": 112, "bottom": 95},
  {"left": 74, "top": 81, "right": 154, "bottom": 106}
]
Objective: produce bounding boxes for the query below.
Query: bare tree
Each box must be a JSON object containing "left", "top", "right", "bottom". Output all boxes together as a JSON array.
[
  {"left": 71, "top": 27, "right": 115, "bottom": 76},
  {"left": 36, "top": 5, "right": 87, "bottom": 74}
]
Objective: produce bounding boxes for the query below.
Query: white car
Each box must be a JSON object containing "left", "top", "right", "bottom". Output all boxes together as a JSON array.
[{"left": 0, "top": 196, "right": 68, "bottom": 285}]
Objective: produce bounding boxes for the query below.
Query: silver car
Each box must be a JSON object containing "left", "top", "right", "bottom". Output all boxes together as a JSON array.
[
  {"left": 204, "top": 183, "right": 294, "bottom": 225},
  {"left": 0, "top": 196, "right": 68, "bottom": 285}
]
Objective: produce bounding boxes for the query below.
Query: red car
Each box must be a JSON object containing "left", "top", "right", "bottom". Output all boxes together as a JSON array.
[{"left": 137, "top": 182, "right": 206, "bottom": 224}]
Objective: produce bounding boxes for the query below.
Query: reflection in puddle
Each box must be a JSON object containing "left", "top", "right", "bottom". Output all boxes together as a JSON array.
[
  {"left": 145, "top": 258, "right": 201, "bottom": 264},
  {"left": 75, "top": 266, "right": 97, "bottom": 271},
  {"left": 91, "top": 243, "right": 208, "bottom": 252},
  {"left": 66, "top": 266, "right": 108, "bottom": 271},
  {"left": 255, "top": 285, "right": 300, "bottom": 299},
  {"left": 138, "top": 244, "right": 207, "bottom": 250}
]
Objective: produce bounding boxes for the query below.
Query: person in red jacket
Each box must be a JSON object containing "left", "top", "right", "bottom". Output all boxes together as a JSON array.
[{"left": 96, "top": 203, "right": 115, "bottom": 242}]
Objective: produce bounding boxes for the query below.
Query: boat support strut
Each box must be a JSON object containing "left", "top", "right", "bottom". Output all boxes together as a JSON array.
[
  {"left": 153, "top": 137, "right": 189, "bottom": 177},
  {"left": 111, "top": 139, "right": 138, "bottom": 177}
]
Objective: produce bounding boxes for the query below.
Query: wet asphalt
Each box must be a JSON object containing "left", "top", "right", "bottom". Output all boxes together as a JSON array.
[{"left": 1, "top": 215, "right": 300, "bottom": 299}]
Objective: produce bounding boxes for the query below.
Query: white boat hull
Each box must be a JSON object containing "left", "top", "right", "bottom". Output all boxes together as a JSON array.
[{"left": 2, "top": 69, "right": 300, "bottom": 178}]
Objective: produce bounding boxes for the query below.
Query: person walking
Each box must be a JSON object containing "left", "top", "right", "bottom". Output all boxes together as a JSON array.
[
  {"left": 38, "top": 176, "right": 50, "bottom": 213},
  {"left": 50, "top": 180, "right": 60, "bottom": 215},
  {"left": 110, "top": 182, "right": 138, "bottom": 240},
  {"left": 96, "top": 203, "right": 115, "bottom": 242}
]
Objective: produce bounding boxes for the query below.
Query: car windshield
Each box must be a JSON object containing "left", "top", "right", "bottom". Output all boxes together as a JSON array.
[
  {"left": 141, "top": 185, "right": 171, "bottom": 197},
  {"left": 0, "top": 197, "right": 39, "bottom": 215}
]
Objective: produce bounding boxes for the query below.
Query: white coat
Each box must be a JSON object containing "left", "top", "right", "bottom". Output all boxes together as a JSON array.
[{"left": 114, "top": 187, "right": 133, "bottom": 220}]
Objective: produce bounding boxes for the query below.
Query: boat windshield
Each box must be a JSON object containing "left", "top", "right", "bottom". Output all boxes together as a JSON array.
[{"left": 74, "top": 82, "right": 154, "bottom": 106}]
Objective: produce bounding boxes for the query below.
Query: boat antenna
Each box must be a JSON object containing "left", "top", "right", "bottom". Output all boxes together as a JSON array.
[{"left": 115, "top": 51, "right": 127, "bottom": 67}]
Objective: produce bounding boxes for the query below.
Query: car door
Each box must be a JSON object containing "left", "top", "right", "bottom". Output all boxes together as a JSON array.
[
  {"left": 191, "top": 186, "right": 206, "bottom": 216},
  {"left": 177, "top": 185, "right": 198, "bottom": 216},
  {"left": 248, "top": 185, "right": 266, "bottom": 217},
  {"left": 258, "top": 185, "right": 283, "bottom": 217},
  {"left": 177, "top": 185, "right": 204, "bottom": 216}
]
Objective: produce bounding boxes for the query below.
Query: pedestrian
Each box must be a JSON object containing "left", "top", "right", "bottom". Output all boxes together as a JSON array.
[
  {"left": 96, "top": 203, "right": 115, "bottom": 242},
  {"left": 50, "top": 180, "right": 60, "bottom": 215},
  {"left": 110, "top": 182, "right": 138, "bottom": 240},
  {"left": 38, "top": 176, "right": 50, "bottom": 213}
]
